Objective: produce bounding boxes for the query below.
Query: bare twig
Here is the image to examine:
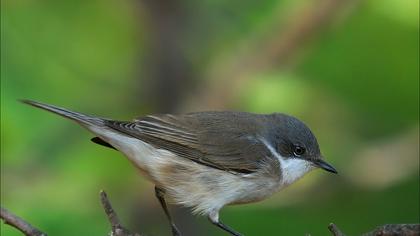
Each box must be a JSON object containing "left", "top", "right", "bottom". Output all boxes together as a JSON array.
[
  {"left": 100, "top": 190, "right": 142, "bottom": 236},
  {"left": 329, "top": 223, "right": 420, "bottom": 236},
  {"left": 362, "top": 224, "right": 420, "bottom": 236},
  {"left": 328, "top": 223, "right": 346, "bottom": 236},
  {"left": 0, "top": 207, "right": 47, "bottom": 236},
  {"left": 1, "top": 201, "right": 418, "bottom": 236}
]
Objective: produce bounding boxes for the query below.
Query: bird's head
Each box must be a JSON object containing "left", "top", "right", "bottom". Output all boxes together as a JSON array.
[{"left": 265, "top": 113, "right": 337, "bottom": 177}]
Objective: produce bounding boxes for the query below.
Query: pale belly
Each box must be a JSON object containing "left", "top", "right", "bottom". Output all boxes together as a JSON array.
[{"left": 91, "top": 127, "right": 311, "bottom": 216}]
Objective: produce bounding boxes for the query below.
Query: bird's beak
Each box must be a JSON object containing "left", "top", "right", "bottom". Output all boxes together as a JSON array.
[{"left": 313, "top": 159, "right": 338, "bottom": 174}]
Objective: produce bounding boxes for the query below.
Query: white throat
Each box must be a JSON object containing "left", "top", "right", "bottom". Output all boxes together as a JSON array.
[{"left": 260, "top": 138, "right": 313, "bottom": 185}]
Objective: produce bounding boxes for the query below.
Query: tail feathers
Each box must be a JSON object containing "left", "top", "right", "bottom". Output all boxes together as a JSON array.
[{"left": 21, "top": 99, "right": 105, "bottom": 127}]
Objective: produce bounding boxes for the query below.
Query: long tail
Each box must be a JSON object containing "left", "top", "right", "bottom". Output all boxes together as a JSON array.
[{"left": 21, "top": 99, "right": 105, "bottom": 127}]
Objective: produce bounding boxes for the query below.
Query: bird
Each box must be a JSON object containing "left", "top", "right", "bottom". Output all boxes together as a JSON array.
[{"left": 21, "top": 99, "right": 337, "bottom": 236}]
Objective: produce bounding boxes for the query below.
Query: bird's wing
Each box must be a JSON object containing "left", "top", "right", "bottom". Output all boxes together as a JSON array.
[{"left": 104, "top": 112, "right": 273, "bottom": 174}]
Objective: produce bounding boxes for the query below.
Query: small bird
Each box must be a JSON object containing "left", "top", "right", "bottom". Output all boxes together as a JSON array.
[{"left": 22, "top": 100, "right": 337, "bottom": 236}]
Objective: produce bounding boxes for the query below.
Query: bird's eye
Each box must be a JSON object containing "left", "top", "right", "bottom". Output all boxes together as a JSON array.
[{"left": 293, "top": 145, "right": 305, "bottom": 156}]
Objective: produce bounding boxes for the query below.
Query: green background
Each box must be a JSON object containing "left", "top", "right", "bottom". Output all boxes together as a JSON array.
[{"left": 1, "top": 0, "right": 419, "bottom": 235}]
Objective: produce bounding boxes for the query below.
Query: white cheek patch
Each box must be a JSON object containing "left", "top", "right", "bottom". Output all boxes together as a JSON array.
[
  {"left": 260, "top": 138, "right": 313, "bottom": 185},
  {"left": 278, "top": 158, "right": 313, "bottom": 185}
]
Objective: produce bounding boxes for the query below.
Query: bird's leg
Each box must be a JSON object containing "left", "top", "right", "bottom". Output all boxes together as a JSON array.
[
  {"left": 210, "top": 221, "right": 243, "bottom": 236},
  {"left": 154, "top": 186, "right": 181, "bottom": 236},
  {"left": 208, "top": 211, "right": 243, "bottom": 236}
]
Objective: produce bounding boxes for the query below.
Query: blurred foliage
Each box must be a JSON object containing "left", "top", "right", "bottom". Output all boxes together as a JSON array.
[{"left": 1, "top": 0, "right": 419, "bottom": 235}]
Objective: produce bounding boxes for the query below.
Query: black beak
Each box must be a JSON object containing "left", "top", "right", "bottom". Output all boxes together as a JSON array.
[{"left": 313, "top": 159, "right": 338, "bottom": 174}]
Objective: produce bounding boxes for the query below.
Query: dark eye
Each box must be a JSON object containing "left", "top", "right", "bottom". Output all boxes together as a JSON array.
[{"left": 293, "top": 145, "right": 305, "bottom": 156}]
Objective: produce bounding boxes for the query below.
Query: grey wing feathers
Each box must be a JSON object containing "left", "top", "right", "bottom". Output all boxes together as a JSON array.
[
  {"left": 21, "top": 99, "right": 272, "bottom": 174},
  {"left": 105, "top": 112, "right": 271, "bottom": 174},
  {"left": 135, "top": 115, "right": 199, "bottom": 145}
]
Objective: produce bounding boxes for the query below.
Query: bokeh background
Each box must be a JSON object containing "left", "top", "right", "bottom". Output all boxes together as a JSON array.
[{"left": 1, "top": 0, "right": 419, "bottom": 235}]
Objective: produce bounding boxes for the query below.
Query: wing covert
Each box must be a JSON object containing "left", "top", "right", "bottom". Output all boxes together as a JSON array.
[{"left": 105, "top": 112, "right": 273, "bottom": 174}]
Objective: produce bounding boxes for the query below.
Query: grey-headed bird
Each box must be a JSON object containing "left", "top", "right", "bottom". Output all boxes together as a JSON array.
[{"left": 22, "top": 100, "right": 337, "bottom": 236}]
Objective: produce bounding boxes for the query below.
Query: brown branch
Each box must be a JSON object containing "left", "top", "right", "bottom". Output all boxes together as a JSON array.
[
  {"left": 0, "top": 207, "right": 47, "bottom": 236},
  {"left": 182, "top": 0, "right": 359, "bottom": 110},
  {"left": 100, "top": 190, "right": 142, "bottom": 236},
  {"left": 362, "top": 224, "right": 420, "bottom": 236},
  {"left": 329, "top": 223, "right": 420, "bottom": 236},
  {"left": 328, "top": 223, "right": 346, "bottom": 236},
  {"left": 0, "top": 191, "right": 142, "bottom": 236},
  {"left": 2, "top": 197, "right": 418, "bottom": 236}
]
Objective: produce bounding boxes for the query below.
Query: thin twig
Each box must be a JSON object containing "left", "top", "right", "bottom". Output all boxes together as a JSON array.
[
  {"left": 100, "top": 190, "right": 142, "bottom": 236},
  {"left": 0, "top": 207, "right": 47, "bottom": 236},
  {"left": 362, "top": 224, "right": 420, "bottom": 236},
  {"left": 328, "top": 223, "right": 346, "bottom": 236}
]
